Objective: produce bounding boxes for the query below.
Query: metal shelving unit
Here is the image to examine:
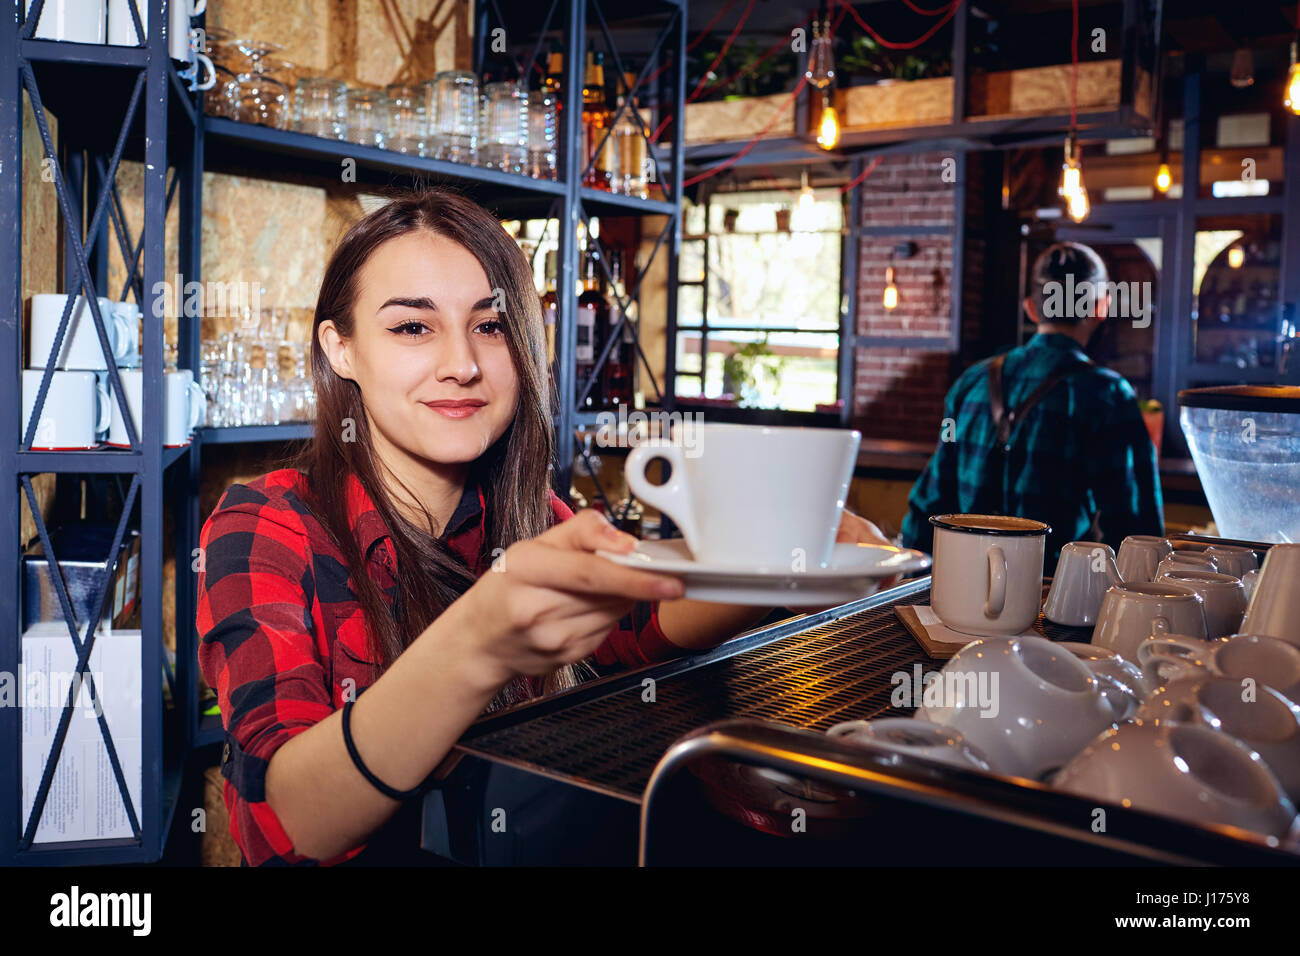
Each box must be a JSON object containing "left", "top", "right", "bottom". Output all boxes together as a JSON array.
[
  {"left": 2, "top": 0, "right": 199, "bottom": 865},
  {"left": 3, "top": 0, "right": 684, "bottom": 861}
]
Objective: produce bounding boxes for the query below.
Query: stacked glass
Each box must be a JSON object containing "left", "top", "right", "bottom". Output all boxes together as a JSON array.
[
  {"left": 526, "top": 88, "right": 558, "bottom": 180},
  {"left": 480, "top": 80, "right": 528, "bottom": 172},
  {"left": 427, "top": 71, "right": 479, "bottom": 164},
  {"left": 293, "top": 77, "right": 348, "bottom": 139},
  {"left": 345, "top": 88, "right": 388, "bottom": 149},
  {"left": 386, "top": 84, "right": 426, "bottom": 155}
]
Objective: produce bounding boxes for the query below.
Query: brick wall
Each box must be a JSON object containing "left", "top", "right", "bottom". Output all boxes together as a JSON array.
[{"left": 851, "top": 151, "right": 967, "bottom": 442}]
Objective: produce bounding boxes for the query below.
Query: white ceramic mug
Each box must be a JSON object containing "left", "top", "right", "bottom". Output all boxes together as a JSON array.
[
  {"left": 1042, "top": 541, "right": 1122, "bottom": 627},
  {"left": 915, "top": 635, "right": 1132, "bottom": 781},
  {"left": 1155, "top": 553, "right": 1221, "bottom": 579},
  {"left": 825, "top": 718, "right": 992, "bottom": 773},
  {"left": 1205, "top": 544, "right": 1260, "bottom": 579},
  {"left": 29, "top": 294, "right": 136, "bottom": 370},
  {"left": 22, "top": 369, "right": 109, "bottom": 449},
  {"left": 107, "top": 368, "right": 202, "bottom": 447},
  {"left": 1053, "top": 719, "right": 1296, "bottom": 838},
  {"left": 1115, "top": 535, "right": 1173, "bottom": 584},
  {"left": 168, "top": 0, "right": 205, "bottom": 60},
  {"left": 1138, "top": 633, "right": 1300, "bottom": 704},
  {"left": 929, "top": 514, "right": 1049, "bottom": 636},
  {"left": 1240, "top": 544, "right": 1300, "bottom": 647},
  {"left": 25, "top": 0, "right": 105, "bottom": 42},
  {"left": 1056, "top": 641, "right": 1150, "bottom": 714},
  {"left": 1136, "top": 676, "right": 1300, "bottom": 805},
  {"left": 1153, "top": 568, "right": 1247, "bottom": 639},
  {"left": 623, "top": 423, "right": 860, "bottom": 568},
  {"left": 1091, "top": 581, "right": 1207, "bottom": 661}
]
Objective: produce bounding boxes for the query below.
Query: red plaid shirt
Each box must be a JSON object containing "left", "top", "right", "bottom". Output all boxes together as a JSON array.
[{"left": 196, "top": 467, "right": 680, "bottom": 866}]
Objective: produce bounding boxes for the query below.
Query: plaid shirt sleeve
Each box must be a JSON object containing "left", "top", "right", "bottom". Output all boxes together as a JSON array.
[
  {"left": 1082, "top": 374, "right": 1165, "bottom": 548},
  {"left": 196, "top": 487, "right": 364, "bottom": 867},
  {"left": 546, "top": 491, "right": 683, "bottom": 670}
]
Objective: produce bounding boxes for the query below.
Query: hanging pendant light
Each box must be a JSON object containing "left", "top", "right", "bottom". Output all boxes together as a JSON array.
[
  {"left": 1059, "top": 133, "right": 1090, "bottom": 223},
  {"left": 1229, "top": 48, "right": 1255, "bottom": 89},
  {"left": 791, "top": 170, "right": 818, "bottom": 232},
  {"left": 816, "top": 91, "right": 840, "bottom": 150},
  {"left": 1154, "top": 159, "right": 1172, "bottom": 194},
  {"left": 882, "top": 262, "right": 899, "bottom": 310},
  {"left": 1228, "top": 244, "right": 1245, "bottom": 269},
  {"left": 1286, "top": 41, "right": 1300, "bottom": 115},
  {"left": 806, "top": 16, "right": 835, "bottom": 89}
]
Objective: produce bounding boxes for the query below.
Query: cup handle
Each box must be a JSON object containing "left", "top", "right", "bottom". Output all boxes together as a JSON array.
[
  {"left": 191, "top": 52, "right": 217, "bottom": 91},
  {"left": 984, "top": 545, "right": 1007, "bottom": 618},
  {"left": 624, "top": 441, "right": 698, "bottom": 552},
  {"left": 1092, "top": 670, "right": 1139, "bottom": 721},
  {"left": 1138, "top": 639, "right": 1205, "bottom": 687},
  {"left": 95, "top": 380, "right": 113, "bottom": 436},
  {"left": 110, "top": 309, "right": 134, "bottom": 362},
  {"left": 187, "top": 380, "right": 206, "bottom": 430}
]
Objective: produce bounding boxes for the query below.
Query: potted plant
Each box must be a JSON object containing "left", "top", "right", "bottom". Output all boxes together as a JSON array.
[{"left": 722, "top": 335, "right": 786, "bottom": 408}]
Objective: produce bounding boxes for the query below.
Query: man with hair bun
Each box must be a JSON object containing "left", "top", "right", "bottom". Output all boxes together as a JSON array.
[{"left": 901, "top": 241, "right": 1163, "bottom": 564}]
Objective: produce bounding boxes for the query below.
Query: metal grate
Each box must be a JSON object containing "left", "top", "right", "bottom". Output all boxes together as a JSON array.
[{"left": 461, "top": 586, "right": 1091, "bottom": 798}]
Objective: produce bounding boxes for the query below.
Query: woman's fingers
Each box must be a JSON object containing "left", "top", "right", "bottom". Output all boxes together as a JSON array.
[{"left": 546, "top": 507, "right": 638, "bottom": 554}]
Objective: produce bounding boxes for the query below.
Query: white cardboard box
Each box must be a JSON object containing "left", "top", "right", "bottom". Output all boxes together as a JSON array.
[{"left": 20, "top": 623, "right": 142, "bottom": 844}]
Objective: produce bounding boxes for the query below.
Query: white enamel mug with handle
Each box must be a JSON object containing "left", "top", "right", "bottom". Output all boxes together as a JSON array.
[
  {"left": 928, "top": 514, "right": 1050, "bottom": 636},
  {"left": 623, "top": 423, "right": 860, "bottom": 569}
]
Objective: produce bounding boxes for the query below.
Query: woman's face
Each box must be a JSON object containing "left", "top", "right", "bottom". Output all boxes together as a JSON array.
[{"left": 321, "top": 230, "right": 520, "bottom": 469}]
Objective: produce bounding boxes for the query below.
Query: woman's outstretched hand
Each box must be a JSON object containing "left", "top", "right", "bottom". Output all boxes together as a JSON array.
[{"left": 449, "top": 509, "right": 686, "bottom": 690}]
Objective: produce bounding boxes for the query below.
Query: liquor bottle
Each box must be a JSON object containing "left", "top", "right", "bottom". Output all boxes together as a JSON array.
[
  {"left": 581, "top": 52, "right": 613, "bottom": 189},
  {"left": 601, "top": 249, "right": 634, "bottom": 409},
  {"left": 543, "top": 46, "right": 564, "bottom": 99},
  {"left": 613, "top": 71, "right": 649, "bottom": 198},
  {"left": 541, "top": 249, "right": 558, "bottom": 366},
  {"left": 576, "top": 244, "right": 607, "bottom": 408}
]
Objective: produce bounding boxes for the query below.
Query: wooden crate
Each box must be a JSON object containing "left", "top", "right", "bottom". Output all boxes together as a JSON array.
[
  {"left": 684, "top": 92, "right": 797, "bottom": 144},
  {"left": 839, "top": 76, "right": 954, "bottom": 130},
  {"left": 968, "top": 60, "right": 1123, "bottom": 119}
]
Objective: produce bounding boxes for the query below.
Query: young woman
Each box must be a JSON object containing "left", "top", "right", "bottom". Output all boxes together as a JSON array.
[{"left": 196, "top": 189, "right": 890, "bottom": 866}]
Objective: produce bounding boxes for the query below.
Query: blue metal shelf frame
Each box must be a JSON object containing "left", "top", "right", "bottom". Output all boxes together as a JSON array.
[{"left": 2, "top": 0, "right": 202, "bottom": 866}]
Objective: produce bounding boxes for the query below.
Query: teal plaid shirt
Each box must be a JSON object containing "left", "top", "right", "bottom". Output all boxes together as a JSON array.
[{"left": 900, "top": 332, "right": 1164, "bottom": 564}]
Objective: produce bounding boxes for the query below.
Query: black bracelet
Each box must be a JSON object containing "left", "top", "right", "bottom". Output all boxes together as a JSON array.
[{"left": 341, "top": 698, "right": 422, "bottom": 801}]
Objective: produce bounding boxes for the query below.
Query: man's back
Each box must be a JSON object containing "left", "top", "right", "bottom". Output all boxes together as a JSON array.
[{"left": 900, "top": 332, "right": 1163, "bottom": 562}]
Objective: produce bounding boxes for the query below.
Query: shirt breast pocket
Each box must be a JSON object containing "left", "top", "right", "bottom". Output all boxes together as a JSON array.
[{"left": 328, "top": 605, "right": 380, "bottom": 707}]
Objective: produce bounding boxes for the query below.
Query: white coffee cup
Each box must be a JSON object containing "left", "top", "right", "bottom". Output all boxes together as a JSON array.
[
  {"left": 1056, "top": 641, "right": 1150, "bottom": 715},
  {"left": 1091, "top": 581, "right": 1207, "bottom": 661},
  {"left": 1240, "top": 544, "right": 1300, "bottom": 647},
  {"left": 1153, "top": 568, "right": 1247, "bottom": 639},
  {"left": 623, "top": 423, "right": 860, "bottom": 568},
  {"left": 1205, "top": 544, "right": 1260, "bottom": 579},
  {"left": 1155, "top": 553, "right": 1221, "bottom": 579},
  {"left": 1042, "top": 541, "right": 1122, "bottom": 627},
  {"left": 928, "top": 514, "right": 1049, "bottom": 637},
  {"left": 29, "top": 294, "right": 135, "bottom": 370},
  {"left": 915, "top": 635, "right": 1132, "bottom": 781},
  {"left": 107, "top": 368, "right": 203, "bottom": 447},
  {"left": 22, "top": 369, "right": 110, "bottom": 449},
  {"left": 1138, "top": 633, "right": 1300, "bottom": 704},
  {"left": 1053, "top": 719, "right": 1296, "bottom": 838},
  {"left": 24, "top": 0, "right": 105, "bottom": 43},
  {"left": 1115, "top": 535, "right": 1173, "bottom": 584},
  {"left": 1136, "top": 676, "right": 1300, "bottom": 805},
  {"left": 825, "top": 718, "right": 992, "bottom": 773},
  {"left": 168, "top": 0, "right": 206, "bottom": 62}
]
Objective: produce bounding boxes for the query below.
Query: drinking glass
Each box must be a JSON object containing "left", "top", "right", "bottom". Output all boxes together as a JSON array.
[
  {"left": 345, "top": 88, "right": 388, "bottom": 149},
  {"left": 293, "top": 76, "right": 347, "bottom": 139},
  {"left": 480, "top": 80, "right": 528, "bottom": 172},
  {"left": 427, "top": 71, "right": 478, "bottom": 164},
  {"left": 526, "top": 88, "right": 558, "bottom": 180},
  {"left": 385, "top": 83, "right": 425, "bottom": 154}
]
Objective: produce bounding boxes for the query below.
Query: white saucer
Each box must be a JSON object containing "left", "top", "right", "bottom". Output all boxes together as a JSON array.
[{"left": 596, "top": 538, "right": 931, "bottom": 606}]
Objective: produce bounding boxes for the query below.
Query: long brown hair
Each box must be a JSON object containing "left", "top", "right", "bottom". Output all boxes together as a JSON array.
[{"left": 292, "top": 188, "right": 583, "bottom": 709}]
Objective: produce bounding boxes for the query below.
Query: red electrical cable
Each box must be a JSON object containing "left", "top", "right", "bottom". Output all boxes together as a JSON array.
[
  {"left": 901, "top": 0, "right": 960, "bottom": 16},
  {"left": 690, "top": 10, "right": 816, "bottom": 103},
  {"left": 687, "top": 0, "right": 758, "bottom": 103},
  {"left": 1070, "top": 0, "right": 1079, "bottom": 129},
  {"left": 839, "top": 154, "right": 882, "bottom": 193},
  {"left": 833, "top": 0, "right": 961, "bottom": 51},
  {"left": 688, "top": 0, "right": 740, "bottom": 53}
]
